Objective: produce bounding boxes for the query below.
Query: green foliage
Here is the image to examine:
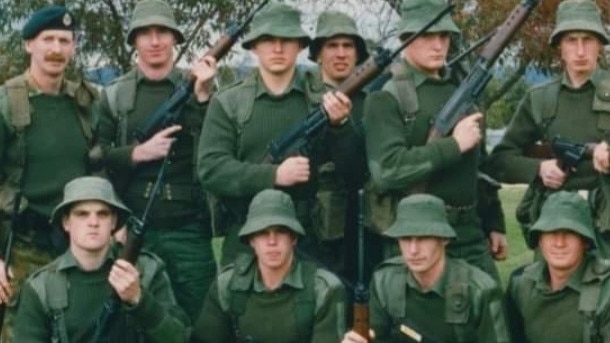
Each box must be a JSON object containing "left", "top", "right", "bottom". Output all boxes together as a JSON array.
[{"left": 485, "top": 72, "right": 528, "bottom": 129}]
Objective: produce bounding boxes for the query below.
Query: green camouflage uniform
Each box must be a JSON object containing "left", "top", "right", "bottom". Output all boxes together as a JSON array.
[
  {"left": 96, "top": 0, "right": 216, "bottom": 323},
  {"left": 369, "top": 194, "right": 510, "bottom": 343},
  {"left": 13, "top": 177, "right": 188, "bottom": 343},
  {"left": 198, "top": 3, "right": 361, "bottom": 266},
  {"left": 364, "top": 0, "right": 501, "bottom": 281},
  {"left": 489, "top": 0, "right": 610, "bottom": 255},
  {"left": 194, "top": 189, "right": 346, "bottom": 343},
  {"left": 0, "top": 6, "right": 98, "bottom": 340},
  {"left": 506, "top": 191, "right": 610, "bottom": 343},
  {"left": 308, "top": 10, "right": 370, "bottom": 284}
]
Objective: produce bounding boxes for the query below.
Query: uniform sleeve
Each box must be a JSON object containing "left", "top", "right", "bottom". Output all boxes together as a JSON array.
[
  {"left": 364, "top": 91, "right": 462, "bottom": 192},
  {"left": 368, "top": 275, "right": 394, "bottom": 343},
  {"left": 96, "top": 90, "right": 137, "bottom": 176},
  {"left": 311, "top": 272, "right": 346, "bottom": 343},
  {"left": 197, "top": 97, "right": 276, "bottom": 198},
  {"left": 504, "top": 271, "right": 528, "bottom": 343},
  {"left": 192, "top": 280, "right": 233, "bottom": 343},
  {"left": 13, "top": 282, "right": 52, "bottom": 342},
  {"left": 127, "top": 263, "right": 189, "bottom": 343},
  {"left": 475, "top": 284, "right": 512, "bottom": 343},
  {"left": 489, "top": 93, "right": 543, "bottom": 184}
]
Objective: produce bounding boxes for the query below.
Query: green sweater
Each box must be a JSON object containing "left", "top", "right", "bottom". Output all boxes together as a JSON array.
[{"left": 13, "top": 245, "right": 189, "bottom": 343}]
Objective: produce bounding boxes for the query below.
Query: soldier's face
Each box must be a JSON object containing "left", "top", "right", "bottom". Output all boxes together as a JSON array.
[
  {"left": 560, "top": 31, "right": 603, "bottom": 79},
  {"left": 25, "top": 30, "right": 75, "bottom": 78},
  {"left": 539, "top": 229, "right": 588, "bottom": 274},
  {"left": 398, "top": 236, "right": 447, "bottom": 277},
  {"left": 134, "top": 26, "right": 176, "bottom": 70},
  {"left": 402, "top": 32, "right": 451, "bottom": 78},
  {"left": 63, "top": 201, "right": 117, "bottom": 254},
  {"left": 317, "top": 36, "right": 357, "bottom": 84},
  {"left": 249, "top": 226, "right": 297, "bottom": 272},
  {"left": 252, "top": 36, "right": 303, "bottom": 76}
]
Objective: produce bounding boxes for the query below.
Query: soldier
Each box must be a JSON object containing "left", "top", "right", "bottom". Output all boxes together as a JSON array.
[
  {"left": 489, "top": 0, "right": 610, "bottom": 255},
  {"left": 198, "top": 2, "right": 354, "bottom": 266},
  {"left": 0, "top": 5, "right": 98, "bottom": 339},
  {"left": 506, "top": 191, "right": 610, "bottom": 343},
  {"left": 96, "top": 0, "right": 217, "bottom": 322},
  {"left": 364, "top": 0, "right": 506, "bottom": 281},
  {"left": 342, "top": 194, "right": 510, "bottom": 343},
  {"left": 13, "top": 176, "right": 188, "bottom": 342},
  {"left": 193, "top": 189, "right": 346, "bottom": 342},
  {"left": 308, "top": 10, "right": 369, "bottom": 282}
]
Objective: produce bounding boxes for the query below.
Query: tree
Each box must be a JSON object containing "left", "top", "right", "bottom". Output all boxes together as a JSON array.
[{"left": 0, "top": 0, "right": 266, "bottom": 83}]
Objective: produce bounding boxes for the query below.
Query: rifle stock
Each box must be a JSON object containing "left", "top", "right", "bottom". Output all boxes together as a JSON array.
[
  {"left": 0, "top": 193, "right": 21, "bottom": 337},
  {"left": 133, "top": 0, "right": 269, "bottom": 143},
  {"left": 265, "top": 4, "right": 454, "bottom": 164}
]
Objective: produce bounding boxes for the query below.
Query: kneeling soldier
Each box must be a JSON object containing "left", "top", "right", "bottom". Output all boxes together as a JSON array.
[
  {"left": 194, "top": 189, "right": 346, "bottom": 342},
  {"left": 343, "top": 194, "right": 510, "bottom": 343},
  {"left": 13, "top": 176, "right": 188, "bottom": 342},
  {"left": 506, "top": 191, "right": 610, "bottom": 343}
]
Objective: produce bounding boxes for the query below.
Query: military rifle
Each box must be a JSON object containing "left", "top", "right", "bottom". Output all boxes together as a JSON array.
[
  {"left": 526, "top": 136, "right": 595, "bottom": 173},
  {"left": 0, "top": 193, "right": 21, "bottom": 337},
  {"left": 133, "top": 0, "right": 270, "bottom": 143},
  {"left": 264, "top": 3, "right": 455, "bottom": 164},
  {"left": 352, "top": 189, "right": 370, "bottom": 341},
  {"left": 427, "top": 0, "right": 538, "bottom": 142}
]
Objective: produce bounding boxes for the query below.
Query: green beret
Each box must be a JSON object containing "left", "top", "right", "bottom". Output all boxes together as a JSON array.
[{"left": 22, "top": 5, "right": 76, "bottom": 40}]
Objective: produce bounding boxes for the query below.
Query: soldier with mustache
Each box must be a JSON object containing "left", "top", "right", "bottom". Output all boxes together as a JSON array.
[{"left": 0, "top": 5, "right": 98, "bottom": 340}]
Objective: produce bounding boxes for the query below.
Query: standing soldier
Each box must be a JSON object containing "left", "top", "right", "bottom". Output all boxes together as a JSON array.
[
  {"left": 0, "top": 5, "right": 98, "bottom": 339},
  {"left": 506, "top": 191, "right": 610, "bottom": 343},
  {"left": 342, "top": 194, "right": 510, "bottom": 343},
  {"left": 489, "top": 0, "right": 610, "bottom": 255},
  {"left": 13, "top": 176, "right": 189, "bottom": 342},
  {"left": 97, "top": 0, "right": 217, "bottom": 323},
  {"left": 198, "top": 2, "right": 354, "bottom": 266},
  {"left": 309, "top": 10, "right": 369, "bottom": 282},
  {"left": 194, "top": 189, "right": 345, "bottom": 343},
  {"left": 364, "top": 0, "right": 505, "bottom": 281}
]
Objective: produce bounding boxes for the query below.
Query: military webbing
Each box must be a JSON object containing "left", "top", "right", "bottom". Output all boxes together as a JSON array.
[
  {"left": 529, "top": 79, "right": 561, "bottom": 141},
  {"left": 104, "top": 69, "right": 138, "bottom": 146},
  {"left": 445, "top": 260, "right": 470, "bottom": 343},
  {"left": 579, "top": 257, "right": 610, "bottom": 343},
  {"left": 228, "top": 257, "right": 318, "bottom": 342}
]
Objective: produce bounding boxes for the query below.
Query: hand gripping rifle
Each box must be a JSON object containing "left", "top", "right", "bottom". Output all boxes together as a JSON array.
[
  {"left": 133, "top": 0, "right": 269, "bottom": 143},
  {"left": 352, "top": 189, "right": 370, "bottom": 341},
  {"left": 427, "top": 0, "right": 538, "bottom": 142},
  {"left": 526, "top": 136, "right": 595, "bottom": 173},
  {"left": 0, "top": 193, "right": 21, "bottom": 337},
  {"left": 264, "top": 3, "right": 455, "bottom": 164}
]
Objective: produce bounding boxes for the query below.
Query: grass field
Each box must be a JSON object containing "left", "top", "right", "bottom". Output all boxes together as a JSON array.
[{"left": 212, "top": 185, "right": 534, "bottom": 288}]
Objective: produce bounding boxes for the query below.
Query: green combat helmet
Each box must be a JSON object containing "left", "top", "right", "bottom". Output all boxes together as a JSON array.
[
  {"left": 549, "top": 0, "right": 609, "bottom": 46},
  {"left": 384, "top": 194, "right": 456, "bottom": 239},
  {"left": 529, "top": 191, "right": 597, "bottom": 248},
  {"left": 51, "top": 176, "right": 131, "bottom": 231},
  {"left": 238, "top": 189, "right": 306, "bottom": 241},
  {"left": 241, "top": 2, "right": 310, "bottom": 50},
  {"left": 309, "top": 10, "right": 369, "bottom": 64},
  {"left": 397, "top": 0, "right": 460, "bottom": 39},
  {"left": 126, "top": 0, "right": 185, "bottom": 45}
]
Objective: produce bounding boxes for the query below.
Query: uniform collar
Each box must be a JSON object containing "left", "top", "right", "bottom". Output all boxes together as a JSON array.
[
  {"left": 401, "top": 59, "right": 451, "bottom": 88},
  {"left": 405, "top": 260, "right": 448, "bottom": 297},
  {"left": 254, "top": 68, "right": 307, "bottom": 99},
  {"left": 135, "top": 67, "right": 183, "bottom": 86},
  {"left": 252, "top": 258, "right": 304, "bottom": 292},
  {"left": 55, "top": 242, "right": 119, "bottom": 272},
  {"left": 560, "top": 67, "right": 603, "bottom": 90},
  {"left": 24, "top": 70, "right": 75, "bottom": 97},
  {"left": 525, "top": 256, "right": 589, "bottom": 293}
]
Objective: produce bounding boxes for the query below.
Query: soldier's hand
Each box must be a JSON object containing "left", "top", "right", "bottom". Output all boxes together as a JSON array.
[
  {"left": 538, "top": 159, "right": 566, "bottom": 189},
  {"left": 452, "top": 113, "right": 483, "bottom": 153},
  {"left": 342, "top": 329, "right": 375, "bottom": 342},
  {"left": 0, "top": 259, "right": 12, "bottom": 304},
  {"left": 192, "top": 55, "right": 217, "bottom": 103},
  {"left": 488, "top": 232, "right": 508, "bottom": 261},
  {"left": 275, "top": 156, "right": 310, "bottom": 187},
  {"left": 593, "top": 141, "right": 610, "bottom": 174},
  {"left": 323, "top": 91, "right": 352, "bottom": 126},
  {"left": 132, "top": 125, "right": 182, "bottom": 163},
  {"left": 109, "top": 259, "right": 142, "bottom": 306}
]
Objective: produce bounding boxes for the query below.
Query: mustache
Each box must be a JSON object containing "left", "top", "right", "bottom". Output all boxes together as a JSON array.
[{"left": 45, "top": 53, "right": 67, "bottom": 63}]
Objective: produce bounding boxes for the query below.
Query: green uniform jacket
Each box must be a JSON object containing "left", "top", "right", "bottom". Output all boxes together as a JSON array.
[
  {"left": 370, "top": 257, "right": 510, "bottom": 343},
  {"left": 13, "top": 244, "right": 189, "bottom": 343},
  {"left": 194, "top": 257, "right": 346, "bottom": 343},
  {"left": 506, "top": 254, "right": 610, "bottom": 343}
]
